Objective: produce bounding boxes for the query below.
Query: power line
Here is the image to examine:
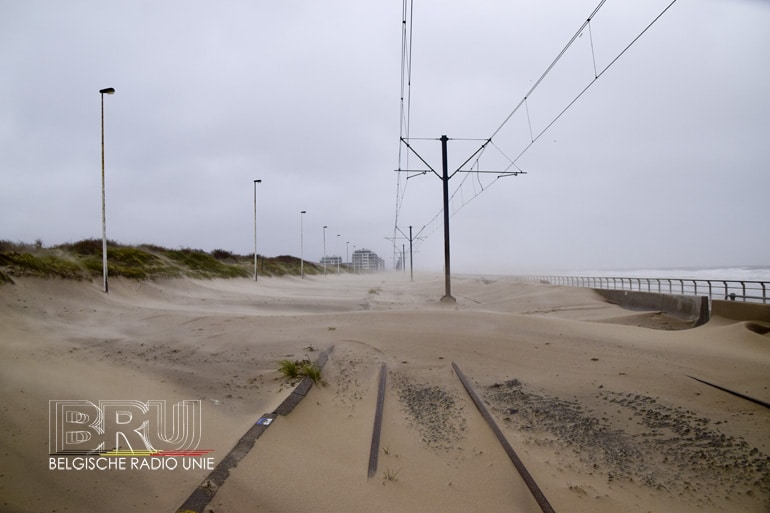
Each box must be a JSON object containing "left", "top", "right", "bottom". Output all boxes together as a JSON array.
[
  {"left": 393, "top": 0, "right": 415, "bottom": 267},
  {"left": 489, "top": 0, "right": 609, "bottom": 140},
  {"left": 400, "top": 0, "right": 680, "bottom": 243},
  {"left": 509, "top": 0, "right": 679, "bottom": 166}
]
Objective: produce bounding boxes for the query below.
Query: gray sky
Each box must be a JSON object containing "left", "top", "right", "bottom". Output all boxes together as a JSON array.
[{"left": 1, "top": 0, "right": 768, "bottom": 275}]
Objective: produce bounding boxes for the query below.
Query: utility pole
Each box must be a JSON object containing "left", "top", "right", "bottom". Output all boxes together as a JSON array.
[
  {"left": 409, "top": 225, "right": 414, "bottom": 282},
  {"left": 439, "top": 135, "right": 454, "bottom": 302},
  {"left": 389, "top": 224, "right": 423, "bottom": 282},
  {"left": 398, "top": 135, "right": 522, "bottom": 302}
]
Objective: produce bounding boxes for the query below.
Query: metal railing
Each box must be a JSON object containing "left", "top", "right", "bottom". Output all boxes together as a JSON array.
[{"left": 525, "top": 275, "right": 769, "bottom": 304}]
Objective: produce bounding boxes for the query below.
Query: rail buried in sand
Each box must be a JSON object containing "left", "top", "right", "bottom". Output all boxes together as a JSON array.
[
  {"left": 687, "top": 374, "right": 770, "bottom": 410},
  {"left": 452, "top": 361, "right": 557, "bottom": 513},
  {"left": 367, "top": 363, "right": 387, "bottom": 479},
  {"left": 175, "top": 346, "right": 333, "bottom": 513}
]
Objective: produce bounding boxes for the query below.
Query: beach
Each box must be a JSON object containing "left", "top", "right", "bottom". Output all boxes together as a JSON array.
[{"left": 1, "top": 272, "right": 768, "bottom": 513}]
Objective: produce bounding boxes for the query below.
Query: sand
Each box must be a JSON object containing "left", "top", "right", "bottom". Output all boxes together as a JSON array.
[{"left": 1, "top": 272, "right": 768, "bottom": 513}]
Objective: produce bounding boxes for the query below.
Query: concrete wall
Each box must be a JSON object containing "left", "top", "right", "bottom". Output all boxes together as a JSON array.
[
  {"left": 711, "top": 300, "right": 770, "bottom": 322},
  {"left": 593, "top": 289, "right": 710, "bottom": 326}
]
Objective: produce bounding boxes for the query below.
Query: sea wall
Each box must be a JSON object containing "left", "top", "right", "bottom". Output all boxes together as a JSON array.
[
  {"left": 711, "top": 300, "right": 770, "bottom": 322},
  {"left": 593, "top": 289, "right": 710, "bottom": 326}
]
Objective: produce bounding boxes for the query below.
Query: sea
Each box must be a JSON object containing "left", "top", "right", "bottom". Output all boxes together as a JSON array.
[
  {"left": 542, "top": 266, "right": 770, "bottom": 303},
  {"left": 565, "top": 266, "right": 770, "bottom": 283}
]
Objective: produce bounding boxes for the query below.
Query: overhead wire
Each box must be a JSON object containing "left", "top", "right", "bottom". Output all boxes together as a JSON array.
[
  {"left": 488, "top": 0, "right": 608, "bottom": 140},
  {"left": 394, "top": 0, "right": 415, "bottom": 265},
  {"left": 511, "top": 0, "right": 679, "bottom": 164},
  {"left": 400, "top": 0, "right": 679, "bottom": 249}
]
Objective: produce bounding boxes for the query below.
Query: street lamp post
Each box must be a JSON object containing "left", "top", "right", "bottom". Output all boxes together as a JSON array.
[
  {"left": 336, "top": 234, "right": 340, "bottom": 274},
  {"left": 253, "top": 179, "right": 261, "bottom": 281},
  {"left": 99, "top": 87, "right": 115, "bottom": 293},
  {"left": 346, "top": 241, "right": 349, "bottom": 266},
  {"left": 300, "top": 210, "right": 307, "bottom": 279},
  {"left": 322, "top": 225, "right": 327, "bottom": 277}
]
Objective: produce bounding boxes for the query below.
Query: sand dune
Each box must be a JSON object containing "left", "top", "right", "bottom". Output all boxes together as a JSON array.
[{"left": 1, "top": 273, "right": 768, "bottom": 512}]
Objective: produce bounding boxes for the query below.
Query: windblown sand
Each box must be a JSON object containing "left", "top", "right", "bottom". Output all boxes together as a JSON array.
[{"left": 1, "top": 273, "right": 768, "bottom": 513}]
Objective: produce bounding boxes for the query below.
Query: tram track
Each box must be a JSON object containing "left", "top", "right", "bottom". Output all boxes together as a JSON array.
[
  {"left": 451, "top": 362, "right": 556, "bottom": 513},
  {"left": 175, "top": 348, "right": 557, "bottom": 513},
  {"left": 367, "top": 360, "right": 556, "bottom": 512},
  {"left": 687, "top": 374, "right": 770, "bottom": 410}
]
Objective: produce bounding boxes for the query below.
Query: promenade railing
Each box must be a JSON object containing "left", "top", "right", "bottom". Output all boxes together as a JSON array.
[{"left": 525, "top": 275, "right": 769, "bottom": 304}]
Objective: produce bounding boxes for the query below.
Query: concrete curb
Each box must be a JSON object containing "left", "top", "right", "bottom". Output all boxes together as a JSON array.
[{"left": 175, "top": 346, "right": 333, "bottom": 513}]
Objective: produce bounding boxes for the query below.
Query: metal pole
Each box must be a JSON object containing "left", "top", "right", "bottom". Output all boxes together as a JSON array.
[
  {"left": 440, "top": 135, "right": 455, "bottom": 302},
  {"left": 101, "top": 92, "right": 107, "bottom": 293},
  {"left": 253, "top": 179, "right": 261, "bottom": 281},
  {"left": 409, "top": 225, "right": 414, "bottom": 282},
  {"left": 99, "top": 87, "right": 115, "bottom": 293},
  {"left": 300, "top": 213, "right": 304, "bottom": 279},
  {"left": 336, "top": 234, "right": 340, "bottom": 274},
  {"left": 323, "top": 225, "right": 327, "bottom": 277}
]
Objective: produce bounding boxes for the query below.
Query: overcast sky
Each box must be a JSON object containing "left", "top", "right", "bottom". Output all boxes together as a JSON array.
[{"left": 1, "top": 0, "right": 768, "bottom": 275}]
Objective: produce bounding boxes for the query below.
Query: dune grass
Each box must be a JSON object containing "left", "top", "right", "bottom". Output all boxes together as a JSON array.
[
  {"left": 277, "top": 359, "right": 323, "bottom": 384},
  {"left": 0, "top": 239, "right": 327, "bottom": 285}
]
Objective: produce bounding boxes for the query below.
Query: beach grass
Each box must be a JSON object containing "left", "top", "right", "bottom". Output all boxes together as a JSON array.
[
  {"left": 278, "top": 359, "right": 302, "bottom": 379},
  {"left": 0, "top": 239, "right": 327, "bottom": 284},
  {"left": 277, "top": 359, "right": 323, "bottom": 384},
  {"left": 302, "top": 363, "right": 322, "bottom": 384},
  {"left": 383, "top": 468, "right": 400, "bottom": 482}
]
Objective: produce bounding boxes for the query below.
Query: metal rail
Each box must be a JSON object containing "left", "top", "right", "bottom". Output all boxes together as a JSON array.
[
  {"left": 687, "top": 375, "right": 770, "bottom": 410},
  {"left": 452, "top": 362, "right": 557, "bottom": 513},
  {"left": 177, "top": 352, "right": 557, "bottom": 513},
  {"left": 367, "top": 364, "right": 387, "bottom": 478},
  {"left": 524, "top": 275, "right": 769, "bottom": 304},
  {"left": 363, "top": 363, "right": 557, "bottom": 511}
]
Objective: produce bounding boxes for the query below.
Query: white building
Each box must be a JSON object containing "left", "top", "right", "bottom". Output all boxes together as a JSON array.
[{"left": 351, "top": 249, "right": 384, "bottom": 272}]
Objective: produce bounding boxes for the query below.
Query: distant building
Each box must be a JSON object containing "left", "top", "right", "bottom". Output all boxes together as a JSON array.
[
  {"left": 320, "top": 256, "right": 342, "bottom": 266},
  {"left": 351, "top": 248, "right": 384, "bottom": 272}
]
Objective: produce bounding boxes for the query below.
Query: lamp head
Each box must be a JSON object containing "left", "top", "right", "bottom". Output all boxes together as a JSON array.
[{"left": 99, "top": 87, "right": 116, "bottom": 95}]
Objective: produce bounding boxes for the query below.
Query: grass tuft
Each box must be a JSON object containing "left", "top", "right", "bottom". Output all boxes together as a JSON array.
[
  {"left": 383, "top": 468, "right": 400, "bottom": 482},
  {"left": 277, "top": 359, "right": 322, "bottom": 384},
  {"left": 302, "top": 364, "right": 322, "bottom": 384},
  {"left": 278, "top": 360, "right": 302, "bottom": 379}
]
